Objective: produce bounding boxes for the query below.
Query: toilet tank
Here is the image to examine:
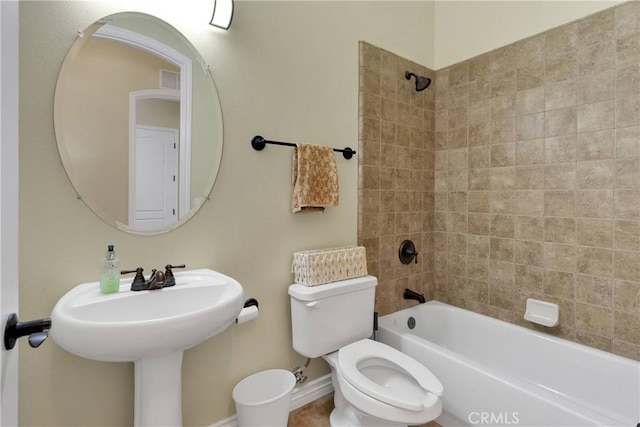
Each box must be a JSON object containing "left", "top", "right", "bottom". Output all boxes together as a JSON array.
[{"left": 288, "top": 275, "right": 377, "bottom": 358}]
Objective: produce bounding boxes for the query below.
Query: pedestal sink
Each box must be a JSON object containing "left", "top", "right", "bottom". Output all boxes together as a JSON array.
[{"left": 50, "top": 268, "right": 244, "bottom": 427}]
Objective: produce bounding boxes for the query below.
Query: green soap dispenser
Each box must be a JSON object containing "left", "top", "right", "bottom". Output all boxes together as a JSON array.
[{"left": 100, "top": 245, "right": 120, "bottom": 294}]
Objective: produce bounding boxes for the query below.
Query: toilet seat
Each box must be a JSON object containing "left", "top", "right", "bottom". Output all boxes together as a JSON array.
[{"left": 338, "top": 339, "right": 443, "bottom": 412}]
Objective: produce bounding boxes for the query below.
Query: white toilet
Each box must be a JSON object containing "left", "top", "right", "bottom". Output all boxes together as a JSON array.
[{"left": 289, "top": 275, "right": 443, "bottom": 427}]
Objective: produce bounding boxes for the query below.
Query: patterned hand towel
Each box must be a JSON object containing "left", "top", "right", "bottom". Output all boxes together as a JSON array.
[{"left": 291, "top": 143, "right": 339, "bottom": 213}]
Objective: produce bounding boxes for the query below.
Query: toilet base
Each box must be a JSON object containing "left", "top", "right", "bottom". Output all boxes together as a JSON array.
[
  {"left": 329, "top": 406, "right": 408, "bottom": 427},
  {"left": 327, "top": 363, "right": 408, "bottom": 427}
]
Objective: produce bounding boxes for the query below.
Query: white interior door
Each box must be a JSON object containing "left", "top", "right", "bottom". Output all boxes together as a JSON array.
[
  {"left": 0, "top": 1, "right": 20, "bottom": 425},
  {"left": 131, "top": 126, "right": 178, "bottom": 231}
]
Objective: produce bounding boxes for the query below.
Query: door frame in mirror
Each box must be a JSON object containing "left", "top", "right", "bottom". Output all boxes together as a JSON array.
[{"left": 94, "top": 23, "right": 194, "bottom": 227}]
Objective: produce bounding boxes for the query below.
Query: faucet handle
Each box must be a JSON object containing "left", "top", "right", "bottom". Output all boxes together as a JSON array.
[
  {"left": 165, "top": 264, "right": 185, "bottom": 277},
  {"left": 121, "top": 267, "right": 145, "bottom": 285},
  {"left": 163, "top": 264, "right": 185, "bottom": 288}
]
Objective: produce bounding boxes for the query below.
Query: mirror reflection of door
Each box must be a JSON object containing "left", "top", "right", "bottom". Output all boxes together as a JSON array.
[
  {"left": 131, "top": 94, "right": 181, "bottom": 231},
  {"left": 132, "top": 126, "right": 178, "bottom": 230}
]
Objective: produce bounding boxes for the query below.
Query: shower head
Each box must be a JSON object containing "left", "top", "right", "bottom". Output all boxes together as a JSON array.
[{"left": 405, "top": 71, "right": 432, "bottom": 91}]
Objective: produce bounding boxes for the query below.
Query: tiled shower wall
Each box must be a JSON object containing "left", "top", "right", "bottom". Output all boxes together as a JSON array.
[
  {"left": 357, "top": 42, "right": 436, "bottom": 316},
  {"left": 359, "top": 2, "right": 640, "bottom": 360}
]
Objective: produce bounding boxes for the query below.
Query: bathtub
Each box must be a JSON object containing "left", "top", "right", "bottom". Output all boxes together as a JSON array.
[{"left": 377, "top": 301, "right": 640, "bottom": 427}]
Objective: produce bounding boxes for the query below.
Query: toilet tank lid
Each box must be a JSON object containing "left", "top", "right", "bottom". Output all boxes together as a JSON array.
[{"left": 288, "top": 275, "right": 377, "bottom": 301}]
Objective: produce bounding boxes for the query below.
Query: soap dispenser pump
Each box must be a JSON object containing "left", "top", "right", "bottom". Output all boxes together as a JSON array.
[{"left": 100, "top": 245, "right": 120, "bottom": 294}]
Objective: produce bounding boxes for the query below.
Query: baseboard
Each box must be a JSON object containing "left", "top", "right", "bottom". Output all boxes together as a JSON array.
[{"left": 211, "top": 373, "right": 333, "bottom": 427}]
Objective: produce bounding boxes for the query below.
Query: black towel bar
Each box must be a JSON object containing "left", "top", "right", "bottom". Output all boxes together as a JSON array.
[{"left": 251, "top": 135, "right": 356, "bottom": 160}]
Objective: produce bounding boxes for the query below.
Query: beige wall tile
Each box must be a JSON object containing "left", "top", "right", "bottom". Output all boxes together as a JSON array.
[
  {"left": 578, "top": 9, "right": 615, "bottom": 47},
  {"left": 516, "top": 191, "right": 544, "bottom": 216},
  {"left": 545, "top": 135, "right": 577, "bottom": 163},
  {"left": 615, "top": 158, "right": 640, "bottom": 189},
  {"left": 466, "top": 278, "right": 489, "bottom": 302},
  {"left": 545, "top": 190, "right": 576, "bottom": 216},
  {"left": 578, "top": 40, "right": 615, "bottom": 78},
  {"left": 490, "top": 283, "right": 515, "bottom": 310},
  {"left": 490, "top": 259, "right": 515, "bottom": 287},
  {"left": 577, "top": 100, "right": 615, "bottom": 133},
  {"left": 546, "top": 53, "right": 578, "bottom": 83},
  {"left": 544, "top": 243, "right": 576, "bottom": 273},
  {"left": 576, "top": 246, "right": 613, "bottom": 277},
  {"left": 613, "top": 311, "right": 640, "bottom": 344},
  {"left": 515, "top": 265, "right": 544, "bottom": 292},
  {"left": 577, "top": 190, "right": 613, "bottom": 218},
  {"left": 516, "top": 139, "right": 545, "bottom": 165},
  {"left": 577, "top": 129, "right": 615, "bottom": 161},
  {"left": 515, "top": 215, "right": 544, "bottom": 241},
  {"left": 578, "top": 70, "right": 614, "bottom": 104},
  {"left": 615, "top": 220, "right": 640, "bottom": 251},
  {"left": 614, "top": 190, "right": 640, "bottom": 219},
  {"left": 615, "top": 64, "right": 640, "bottom": 98},
  {"left": 614, "top": 280, "right": 640, "bottom": 313},
  {"left": 490, "top": 167, "right": 515, "bottom": 190},
  {"left": 614, "top": 250, "right": 640, "bottom": 282},
  {"left": 516, "top": 165, "right": 545, "bottom": 190},
  {"left": 576, "top": 275, "right": 612, "bottom": 308},
  {"left": 514, "top": 240, "right": 544, "bottom": 267},
  {"left": 545, "top": 79, "right": 577, "bottom": 110},
  {"left": 576, "top": 218, "right": 613, "bottom": 247},
  {"left": 545, "top": 163, "right": 576, "bottom": 190},
  {"left": 491, "top": 143, "right": 515, "bottom": 167},
  {"left": 448, "top": 170, "right": 468, "bottom": 191},
  {"left": 545, "top": 217, "right": 576, "bottom": 244},
  {"left": 545, "top": 107, "right": 577, "bottom": 137},
  {"left": 615, "top": 1, "right": 640, "bottom": 38},
  {"left": 576, "top": 303, "right": 613, "bottom": 338},
  {"left": 490, "top": 238, "right": 513, "bottom": 262},
  {"left": 545, "top": 23, "right": 578, "bottom": 62},
  {"left": 577, "top": 160, "right": 614, "bottom": 189},
  {"left": 469, "top": 169, "right": 490, "bottom": 191},
  {"left": 517, "top": 87, "right": 545, "bottom": 115},
  {"left": 545, "top": 270, "right": 575, "bottom": 298},
  {"left": 615, "top": 95, "right": 640, "bottom": 128},
  {"left": 490, "top": 191, "right": 515, "bottom": 214}
]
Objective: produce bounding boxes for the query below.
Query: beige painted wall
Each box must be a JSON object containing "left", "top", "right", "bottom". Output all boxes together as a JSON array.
[
  {"left": 18, "top": 1, "right": 433, "bottom": 426},
  {"left": 434, "top": 0, "right": 625, "bottom": 69}
]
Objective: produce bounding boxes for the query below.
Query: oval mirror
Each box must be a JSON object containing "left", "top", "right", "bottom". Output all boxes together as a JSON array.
[{"left": 54, "top": 12, "right": 223, "bottom": 235}]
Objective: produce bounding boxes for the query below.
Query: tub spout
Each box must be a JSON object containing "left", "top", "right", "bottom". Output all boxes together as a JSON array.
[{"left": 403, "top": 288, "right": 425, "bottom": 304}]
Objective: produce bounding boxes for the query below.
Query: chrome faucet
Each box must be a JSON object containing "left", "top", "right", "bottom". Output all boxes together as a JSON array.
[{"left": 121, "top": 264, "right": 185, "bottom": 291}]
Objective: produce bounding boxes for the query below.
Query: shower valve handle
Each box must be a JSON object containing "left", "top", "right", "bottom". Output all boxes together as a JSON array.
[{"left": 399, "top": 240, "right": 419, "bottom": 264}]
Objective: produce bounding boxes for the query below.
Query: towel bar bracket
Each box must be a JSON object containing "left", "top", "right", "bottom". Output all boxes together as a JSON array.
[{"left": 251, "top": 135, "right": 355, "bottom": 160}]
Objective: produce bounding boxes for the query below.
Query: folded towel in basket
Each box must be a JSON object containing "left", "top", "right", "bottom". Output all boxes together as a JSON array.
[{"left": 291, "top": 143, "right": 339, "bottom": 213}]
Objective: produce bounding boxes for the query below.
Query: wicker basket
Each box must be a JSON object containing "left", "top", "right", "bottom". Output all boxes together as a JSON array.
[{"left": 292, "top": 246, "right": 367, "bottom": 286}]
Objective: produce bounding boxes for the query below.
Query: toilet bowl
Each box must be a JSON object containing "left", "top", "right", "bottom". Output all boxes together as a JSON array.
[{"left": 324, "top": 339, "right": 442, "bottom": 427}]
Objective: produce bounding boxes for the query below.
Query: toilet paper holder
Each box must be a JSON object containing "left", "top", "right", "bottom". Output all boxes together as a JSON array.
[
  {"left": 243, "top": 298, "right": 259, "bottom": 310},
  {"left": 236, "top": 298, "right": 259, "bottom": 324}
]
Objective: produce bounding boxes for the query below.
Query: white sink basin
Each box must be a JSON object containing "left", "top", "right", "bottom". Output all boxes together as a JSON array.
[
  {"left": 51, "top": 268, "right": 244, "bottom": 361},
  {"left": 50, "top": 268, "right": 244, "bottom": 426}
]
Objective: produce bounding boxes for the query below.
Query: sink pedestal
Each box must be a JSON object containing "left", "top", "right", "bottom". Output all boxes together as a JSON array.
[{"left": 134, "top": 351, "right": 184, "bottom": 427}]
